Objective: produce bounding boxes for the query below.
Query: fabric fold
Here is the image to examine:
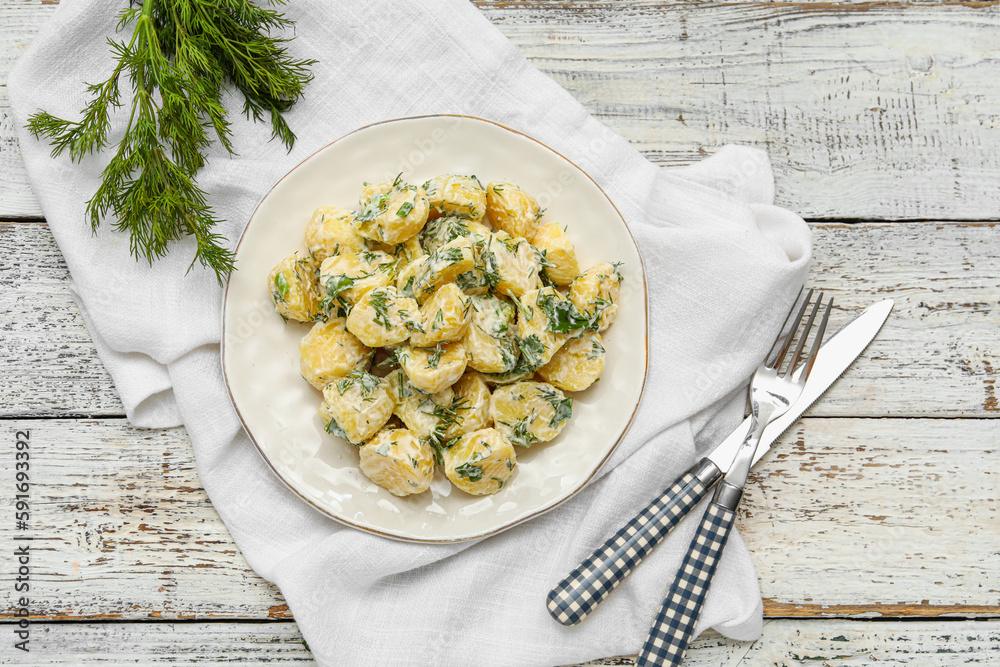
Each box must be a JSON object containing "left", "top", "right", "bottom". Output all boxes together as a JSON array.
[{"left": 9, "top": 1, "right": 811, "bottom": 664}]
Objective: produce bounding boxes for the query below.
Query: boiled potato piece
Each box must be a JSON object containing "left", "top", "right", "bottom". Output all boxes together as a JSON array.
[
  {"left": 319, "top": 371, "right": 393, "bottom": 444},
  {"left": 359, "top": 428, "right": 435, "bottom": 496},
  {"left": 396, "top": 236, "right": 476, "bottom": 303},
  {"left": 394, "top": 257, "right": 425, "bottom": 300},
  {"left": 532, "top": 222, "right": 580, "bottom": 286},
  {"left": 268, "top": 252, "right": 320, "bottom": 323},
  {"left": 410, "top": 283, "right": 471, "bottom": 348},
  {"left": 477, "top": 231, "right": 540, "bottom": 298},
  {"left": 538, "top": 333, "right": 605, "bottom": 392},
  {"left": 385, "top": 369, "right": 454, "bottom": 438},
  {"left": 299, "top": 318, "right": 372, "bottom": 390},
  {"left": 359, "top": 181, "right": 391, "bottom": 204},
  {"left": 346, "top": 286, "right": 420, "bottom": 347},
  {"left": 419, "top": 236, "right": 477, "bottom": 291},
  {"left": 358, "top": 180, "right": 392, "bottom": 208},
  {"left": 569, "top": 262, "right": 622, "bottom": 333},
  {"left": 397, "top": 342, "right": 468, "bottom": 395},
  {"left": 391, "top": 236, "right": 425, "bottom": 269},
  {"left": 372, "top": 236, "right": 426, "bottom": 271},
  {"left": 517, "top": 287, "right": 570, "bottom": 370},
  {"left": 318, "top": 250, "right": 398, "bottom": 313},
  {"left": 441, "top": 372, "right": 492, "bottom": 439},
  {"left": 490, "top": 381, "right": 573, "bottom": 448},
  {"left": 415, "top": 218, "right": 494, "bottom": 295},
  {"left": 420, "top": 215, "right": 492, "bottom": 253},
  {"left": 355, "top": 177, "right": 429, "bottom": 245},
  {"left": 463, "top": 294, "right": 520, "bottom": 374},
  {"left": 423, "top": 175, "right": 487, "bottom": 221},
  {"left": 304, "top": 206, "right": 368, "bottom": 262},
  {"left": 451, "top": 223, "right": 499, "bottom": 296},
  {"left": 443, "top": 428, "right": 516, "bottom": 495},
  {"left": 485, "top": 181, "right": 541, "bottom": 240}
]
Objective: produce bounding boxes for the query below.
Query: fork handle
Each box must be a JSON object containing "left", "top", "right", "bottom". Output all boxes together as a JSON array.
[
  {"left": 634, "top": 483, "right": 742, "bottom": 667},
  {"left": 546, "top": 458, "right": 722, "bottom": 626}
]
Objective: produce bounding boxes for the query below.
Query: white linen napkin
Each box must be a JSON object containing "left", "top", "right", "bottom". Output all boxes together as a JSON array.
[{"left": 9, "top": 1, "right": 811, "bottom": 664}]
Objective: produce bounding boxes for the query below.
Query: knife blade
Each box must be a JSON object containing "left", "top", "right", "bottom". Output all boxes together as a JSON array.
[{"left": 707, "top": 298, "right": 894, "bottom": 472}]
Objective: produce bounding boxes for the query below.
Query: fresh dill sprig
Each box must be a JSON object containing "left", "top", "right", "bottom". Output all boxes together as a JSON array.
[
  {"left": 25, "top": 0, "right": 316, "bottom": 283},
  {"left": 426, "top": 397, "right": 470, "bottom": 465}
]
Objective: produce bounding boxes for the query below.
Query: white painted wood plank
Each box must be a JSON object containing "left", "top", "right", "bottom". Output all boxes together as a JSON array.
[
  {"left": 0, "top": 222, "right": 123, "bottom": 416},
  {"left": 579, "top": 618, "right": 1000, "bottom": 665},
  {"left": 4, "top": 619, "right": 1000, "bottom": 665},
  {"left": 0, "top": 420, "right": 290, "bottom": 622},
  {"left": 2, "top": 220, "right": 995, "bottom": 418},
  {"left": 479, "top": 1, "right": 1000, "bottom": 221},
  {"left": 578, "top": 618, "right": 1000, "bottom": 665},
  {"left": 805, "top": 221, "right": 999, "bottom": 418},
  {"left": 0, "top": 622, "right": 314, "bottom": 665},
  {"left": 0, "top": 0, "right": 55, "bottom": 218},
  {"left": 743, "top": 417, "right": 1000, "bottom": 617},
  {"left": 3, "top": 1, "right": 1000, "bottom": 219},
  {"left": 0, "top": 417, "right": 995, "bottom": 621}
]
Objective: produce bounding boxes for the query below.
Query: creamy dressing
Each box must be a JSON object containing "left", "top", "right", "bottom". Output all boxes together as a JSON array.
[{"left": 472, "top": 295, "right": 513, "bottom": 338}]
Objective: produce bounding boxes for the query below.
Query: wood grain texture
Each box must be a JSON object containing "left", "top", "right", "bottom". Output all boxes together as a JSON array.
[
  {"left": 4, "top": 619, "right": 1000, "bottom": 665},
  {"left": 0, "top": 622, "right": 314, "bottom": 665},
  {"left": 4, "top": 0, "right": 1000, "bottom": 219},
  {"left": 0, "top": 222, "right": 123, "bottom": 417},
  {"left": 806, "top": 221, "right": 999, "bottom": 418},
  {"left": 0, "top": 420, "right": 289, "bottom": 622},
  {"left": 0, "top": 417, "right": 996, "bottom": 621},
  {"left": 479, "top": 0, "right": 1000, "bottom": 220},
  {"left": 0, "top": 0, "right": 55, "bottom": 219},
  {"left": 2, "top": 219, "right": 996, "bottom": 418},
  {"left": 574, "top": 618, "right": 1000, "bottom": 666},
  {"left": 744, "top": 417, "right": 1000, "bottom": 616}
]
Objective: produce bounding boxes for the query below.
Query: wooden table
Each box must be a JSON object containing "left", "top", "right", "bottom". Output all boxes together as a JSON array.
[{"left": 2, "top": 1, "right": 998, "bottom": 664}]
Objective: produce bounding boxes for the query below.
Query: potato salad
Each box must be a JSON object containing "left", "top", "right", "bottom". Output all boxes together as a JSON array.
[{"left": 267, "top": 174, "right": 622, "bottom": 498}]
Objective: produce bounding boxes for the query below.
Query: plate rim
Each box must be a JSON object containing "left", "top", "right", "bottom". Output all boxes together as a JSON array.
[{"left": 220, "top": 113, "right": 649, "bottom": 543}]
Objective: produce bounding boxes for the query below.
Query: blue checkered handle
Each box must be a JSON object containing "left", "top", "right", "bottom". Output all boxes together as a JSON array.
[
  {"left": 635, "top": 485, "right": 741, "bottom": 666},
  {"left": 546, "top": 458, "right": 722, "bottom": 626}
]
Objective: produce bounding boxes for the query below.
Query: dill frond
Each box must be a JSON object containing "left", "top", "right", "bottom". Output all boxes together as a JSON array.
[{"left": 26, "top": 0, "right": 316, "bottom": 283}]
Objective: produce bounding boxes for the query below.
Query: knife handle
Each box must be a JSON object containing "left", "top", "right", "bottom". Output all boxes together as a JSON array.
[
  {"left": 546, "top": 458, "right": 722, "bottom": 626},
  {"left": 635, "top": 483, "right": 740, "bottom": 667}
]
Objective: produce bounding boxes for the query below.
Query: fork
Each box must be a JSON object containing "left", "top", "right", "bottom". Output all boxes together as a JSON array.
[{"left": 634, "top": 290, "right": 832, "bottom": 666}]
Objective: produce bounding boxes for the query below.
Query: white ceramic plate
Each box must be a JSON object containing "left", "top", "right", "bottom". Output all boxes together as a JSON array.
[{"left": 222, "top": 115, "right": 647, "bottom": 543}]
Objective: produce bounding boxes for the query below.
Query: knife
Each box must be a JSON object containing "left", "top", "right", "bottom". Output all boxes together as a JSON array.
[{"left": 546, "top": 298, "right": 894, "bottom": 626}]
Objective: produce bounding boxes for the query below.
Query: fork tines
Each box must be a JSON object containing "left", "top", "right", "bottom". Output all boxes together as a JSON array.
[{"left": 767, "top": 288, "right": 834, "bottom": 380}]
